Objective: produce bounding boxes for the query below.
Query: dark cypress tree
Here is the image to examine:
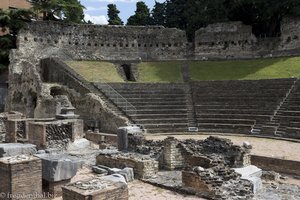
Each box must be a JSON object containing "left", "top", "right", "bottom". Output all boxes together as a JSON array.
[
  {"left": 127, "top": 1, "right": 151, "bottom": 25},
  {"left": 107, "top": 4, "right": 123, "bottom": 25},
  {"left": 151, "top": 1, "right": 166, "bottom": 26}
]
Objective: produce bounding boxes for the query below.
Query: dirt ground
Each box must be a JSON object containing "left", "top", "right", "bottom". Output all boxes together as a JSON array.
[
  {"left": 145, "top": 134, "right": 300, "bottom": 161},
  {"left": 128, "top": 180, "right": 204, "bottom": 200},
  {"left": 53, "top": 167, "right": 205, "bottom": 200}
]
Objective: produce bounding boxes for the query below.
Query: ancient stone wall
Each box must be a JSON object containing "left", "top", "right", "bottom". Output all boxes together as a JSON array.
[
  {"left": 7, "top": 18, "right": 300, "bottom": 123},
  {"left": 40, "top": 58, "right": 129, "bottom": 133},
  {"left": 194, "top": 21, "right": 257, "bottom": 59},
  {"left": 19, "top": 21, "right": 188, "bottom": 61},
  {"left": 96, "top": 153, "right": 159, "bottom": 179}
]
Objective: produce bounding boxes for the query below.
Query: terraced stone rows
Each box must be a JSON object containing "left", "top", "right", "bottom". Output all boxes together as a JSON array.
[
  {"left": 192, "top": 79, "right": 296, "bottom": 135},
  {"left": 107, "top": 83, "right": 189, "bottom": 133},
  {"left": 94, "top": 78, "right": 300, "bottom": 139},
  {"left": 272, "top": 79, "right": 300, "bottom": 138}
]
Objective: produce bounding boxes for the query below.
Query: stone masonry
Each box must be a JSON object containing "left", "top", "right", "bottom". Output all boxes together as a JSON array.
[{"left": 0, "top": 155, "right": 42, "bottom": 200}]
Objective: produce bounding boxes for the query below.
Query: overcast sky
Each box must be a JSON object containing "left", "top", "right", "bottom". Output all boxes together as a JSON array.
[{"left": 80, "top": 0, "right": 165, "bottom": 24}]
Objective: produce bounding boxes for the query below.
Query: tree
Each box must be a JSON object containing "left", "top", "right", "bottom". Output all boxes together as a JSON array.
[
  {"left": 127, "top": 1, "right": 151, "bottom": 25},
  {"left": 184, "top": 0, "right": 228, "bottom": 40},
  {"left": 107, "top": 4, "right": 123, "bottom": 25},
  {"left": 151, "top": 1, "right": 166, "bottom": 26},
  {"left": 165, "top": 0, "right": 187, "bottom": 30},
  {"left": 0, "top": 8, "right": 33, "bottom": 69},
  {"left": 31, "top": 0, "right": 85, "bottom": 23},
  {"left": 225, "top": 0, "right": 300, "bottom": 37}
]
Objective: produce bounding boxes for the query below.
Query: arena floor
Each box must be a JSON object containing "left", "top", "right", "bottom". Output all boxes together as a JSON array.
[{"left": 145, "top": 133, "right": 300, "bottom": 162}]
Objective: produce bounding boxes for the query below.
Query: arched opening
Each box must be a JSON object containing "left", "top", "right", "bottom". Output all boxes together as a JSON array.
[{"left": 121, "top": 64, "right": 135, "bottom": 81}]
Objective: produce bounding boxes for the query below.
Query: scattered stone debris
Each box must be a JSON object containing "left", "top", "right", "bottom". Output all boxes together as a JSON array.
[{"left": 262, "top": 171, "right": 281, "bottom": 181}]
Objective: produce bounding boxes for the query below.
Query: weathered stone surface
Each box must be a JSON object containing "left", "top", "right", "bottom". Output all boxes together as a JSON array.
[
  {"left": 0, "top": 155, "right": 42, "bottom": 200},
  {"left": 233, "top": 165, "right": 263, "bottom": 193},
  {"left": 92, "top": 166, "right": 108, "bottom": 175},
  {"left": 116, "top": 168, "right": 134, "bottom": 183},
  {"left": 62, "top": 177, "right": 128, "bottom": 200},
  {"left": 67, "top": 138, "right": 90, "bottom": 151},
  {"left": 36, "top": 153, "right": 83, "bottom": 182},
  {"left": 0, "top": 143, "right": 36, "bottom": 157},
  {"left": 96, "top": 153, "right": 158, "bottom": 179},
  {"left": 261, "top": 170, "right": 280, "bottom": 181},
  {"left": 101, "top": 174, "right": 127, "bottom": 184}
]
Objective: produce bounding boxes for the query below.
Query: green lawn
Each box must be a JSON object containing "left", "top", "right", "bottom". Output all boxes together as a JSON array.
[
  {"left": 190, "top": 57, "right": 300, "bottom": 80},
  {"left": 65, "top": 57, "right": 300, "bottom": 83},
  {"left": 137, "top": 61, "right": 182, "bottom": 82},
  {"left": 65, "top": 61, "right": 124, "bottom": 82}
]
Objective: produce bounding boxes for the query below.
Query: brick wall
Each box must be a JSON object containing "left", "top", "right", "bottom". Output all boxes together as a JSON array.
[
  {"left": 162, "top": 138, "right": 184, "bottom": 170},
  {"left": 0, "top": 0, "right": 32, "bottom": 9},
  {"left": 85, "top": 131, "right": 117, "bottom": 146},
  {"left": 0, "top": 156, "right": 42, "bottom": 200},
  {"left": 251, "top": 155, "right": 300, "bottom": 176},
  {"left": 62, "top": 179, "right": 128, "bottom": 200},
  {"left": 96, "top": 154, "right": 158, "bottom": 179}
]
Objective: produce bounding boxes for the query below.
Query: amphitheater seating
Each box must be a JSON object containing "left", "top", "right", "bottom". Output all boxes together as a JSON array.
[
  {"left": 191, "top": 79, "right": 296, "bottom": 134},
  {"left": 272, "top": 79, "right": 300, "bottom": 138},
  {"left": 93, "top": 78, "right": 300, "bottom": 139},
  {"left": 100, "top": 83, "right": 189, "bottom": 133}
]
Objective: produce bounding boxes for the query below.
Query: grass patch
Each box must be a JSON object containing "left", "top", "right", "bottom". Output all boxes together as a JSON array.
[
  {"left": 190, "top": 56, "right": 300, "bottom": 80},
  {"left": 65, "top": 61, "right": 124, "bottom": 82},
  {"left": 137, "top": 61, "right": 182, "bottom": 82}
]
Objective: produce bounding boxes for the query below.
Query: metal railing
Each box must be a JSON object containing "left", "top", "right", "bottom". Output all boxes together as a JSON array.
[
  {"left": 93, "top": 82, "right": 137, "bottom": 116},
  {"left": 48, "top": 51, "right": 137, "bottom": 117}
]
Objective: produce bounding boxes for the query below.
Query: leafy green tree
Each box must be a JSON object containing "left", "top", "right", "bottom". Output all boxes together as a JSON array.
[
  {"left": 0, "top": 8, "right": 33, "bottom": 69},
  {"left": 165, "top": 0, "right": 187, "bottom": 30},
  {"left": 225, "top": 0, "right": 300, "bottom": 36},
  {"left": 184, "top": 0, "right": 228, "bottom": 40},
  {"left": 31, "top": 0, "right": 85, "bottom": 23},
  {"left": 107, "top": 4, "right": 123, "bottom": 25},
  {"left": 151, "top": 1, "right": 166, "bottom": 26},
  {"left": 127, "top": 1, "right": 151, "bottom": 25}
]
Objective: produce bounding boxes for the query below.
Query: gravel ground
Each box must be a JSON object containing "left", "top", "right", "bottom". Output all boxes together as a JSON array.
[{"left": 145, "top": 134, "right": 300, "bottom": 161}]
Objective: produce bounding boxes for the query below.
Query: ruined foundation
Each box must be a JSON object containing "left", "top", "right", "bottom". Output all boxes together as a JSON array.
[
  {"left": 0, "top": 155, "right": 42, "bottom": 200},
  {"left": 62, "top": 178, "right": 128, "bottom": 200}
]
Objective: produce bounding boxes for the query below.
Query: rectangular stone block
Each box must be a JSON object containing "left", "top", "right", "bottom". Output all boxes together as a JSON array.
[
  {"left": 36, "top": 153, "right": 83, "bottom": 182},
  {"left": 96, "top": 154, "right": 158, "bottom": 179},
  {"left": 85, "top": 131, "right": 117, "bottom": 146},
  {"left": 0, "top": 143, "right": 36, "bottom": 158},
  {"left": 43, "top": 179, "right": 70, "bottom": 197},
  {"left": 0, "top": 155, "right": 42, "bottom": 200},
  {"left": 62, "top": 178, "right": 128, "bottom": 200}
]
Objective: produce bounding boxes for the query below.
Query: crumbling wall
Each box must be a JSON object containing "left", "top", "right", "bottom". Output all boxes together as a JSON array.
[
  {"left": 7, "top": 18, "right": 300, "bottom": 124},
  {"left": 19, "top": 21, "right": 188, "bottom": 61},
  {"left": 96, "top": 153, "right": 159, "bottom": 179},
  {"left": 278, "top": 17, "right": 300, "bottom": 55},
  {"left": 194, "top": 21, "right": 257, "bottom": 59}
]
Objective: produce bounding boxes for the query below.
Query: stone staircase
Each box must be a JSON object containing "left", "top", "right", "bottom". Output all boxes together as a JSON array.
[
  {"left": 104, "top": 83, "right": 190, "bottom": 133},
  {"left": 191, "top": 79, "right": 296, "bottom": 135},
  {"left": 271, "top": 78, "right": 300, "bottom": 138}
]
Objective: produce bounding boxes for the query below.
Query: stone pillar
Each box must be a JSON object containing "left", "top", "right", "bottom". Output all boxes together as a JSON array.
[
  {"left": 0, "top": 155, "right": 42, "bottom": 200},
  {"left": 163, "top": 137, "right": 184, "bottom": 170},
  {"left": 5, "top": 120, "right": 18, "bottom": 143},
  {"left": 117, "top": 128, "right": 128, "bottom": 151}
]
